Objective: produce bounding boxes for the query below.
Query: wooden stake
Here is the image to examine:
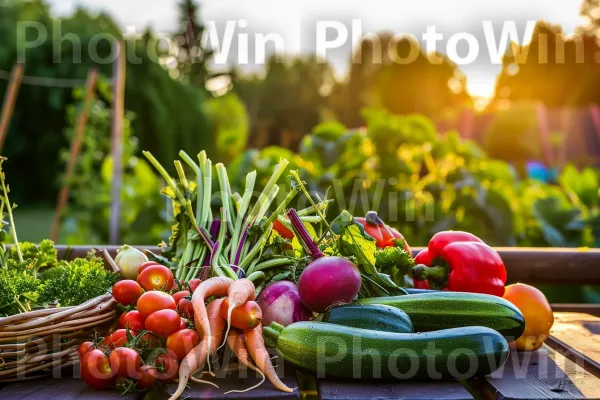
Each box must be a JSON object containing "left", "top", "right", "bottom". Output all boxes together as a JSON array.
[
  {"left": 459, "top": 109, "right": 473, "bottom": 139},
  {"left": 0, "top": 63, "right": 24, "bottom": 153},
  {"left": 50, "top": 69, "right": 98, "bottom": 242},
  {"left": 109, "top": 41, "right": 126, "bottom": 245},
  {"left": 590, "top": 105, "right": 600, "bottom": 148},
  {"left": 556, "top": 108, "right": 570, "bottom": 169},
  {"left": 536, "top": 103, "right": 554, "bottom": 167}
]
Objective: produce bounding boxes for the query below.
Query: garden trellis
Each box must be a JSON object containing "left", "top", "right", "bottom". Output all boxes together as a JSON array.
[{"left": 0, "top": 41, "right": 126, "bottom": 243}]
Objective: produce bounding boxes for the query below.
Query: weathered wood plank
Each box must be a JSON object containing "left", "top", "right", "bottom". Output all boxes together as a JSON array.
[
  {"left": 546, "top": 312, "right": 600, "bottom": 378},
  {"left": 164, "top": 355, "right": 300, "bottom": 400},
  {"left": 0, "top": 376, "right": 141, "bottom": 400},
  {"left": 551, "top": 305, "right": 600, "bottom": 317},
  {"left": 493, "top": 247, "right": 600, "bottom": 285},
  {"left": 317, "top": 380, "right": 473, "bottom": 400},
  {"left": 42, "top": 246, "right": 600, "bottom": 285},
  {"left": 472, "top": 345, "right": 600, "bottom": 400}
]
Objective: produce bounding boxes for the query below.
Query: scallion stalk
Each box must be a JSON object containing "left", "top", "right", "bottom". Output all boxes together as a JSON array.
[{"left": 229, "top": 171, "right": 256, "bottom": 264}]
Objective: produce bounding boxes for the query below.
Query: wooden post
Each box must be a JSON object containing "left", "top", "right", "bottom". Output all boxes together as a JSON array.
[
  {"left": 110, "top": 41, "right": 126, "bottom": 245},
  {"left": 590, "top": 104, "right": 600, "bottom": 145},
  {"left": 556, "top": 108, "right": 570, "bottom": 169},
  {"left": 50, "top": 69, "right": 98, "bottom": 242},
  {"left": 459, "top": 109, "right": 473, "bottom": 139},
  {"left": 0, "top": 63, "right": 24, "bottom": 153},
  {"left": 536, "top": 102, "right": 554, "bottom": 166}
]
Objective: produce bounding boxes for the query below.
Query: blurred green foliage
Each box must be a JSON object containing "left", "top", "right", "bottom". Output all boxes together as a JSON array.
[
  {"left": 207, "top": 93, "right": 249, "bottom": 165},
  {"left": 231, "top": 110, "right": 600, "bottom": 251},
  {"left": 0, "top": 1, "right": 213, "bottom": 204},
  {"left": 60, "top": 84, "right": 168, "bottom": 245},
  {"left": 484, "top": 103, "right": 542, "bottom": 173}
]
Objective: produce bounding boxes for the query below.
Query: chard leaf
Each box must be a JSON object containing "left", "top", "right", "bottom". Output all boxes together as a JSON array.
[{"left": 331, "top": 211, "right": 377, "bottom": 275}]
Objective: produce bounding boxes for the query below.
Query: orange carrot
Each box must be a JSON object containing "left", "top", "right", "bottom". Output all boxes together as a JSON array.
[
  {"left": 220, "top": 299, "right": 263, "bottom": 330},
  {"left": 224, "top": 329, "right": 265, "bottom": 394},
  {"left": 191, "top": 276, "right": 233, "bottom": 371},
  {"left": 220, "top": 279, "right": 255, "bottom": 350},
  {"left": 244, "top": 324, "right": 293, "bottom": 393},
  {"left": 169, "top": 298, "right": 226, "bottom": 400}
]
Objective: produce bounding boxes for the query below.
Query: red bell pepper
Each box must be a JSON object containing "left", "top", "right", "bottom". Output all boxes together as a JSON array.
[
  {"left": 355, "top": 211, "right": 412, "bottom": 253},
  {"left": 412, "top": 231, "right": 506, "bottom": 296},
  {"left": 273, "top": 219, "right": 294, "bottom": 239}
]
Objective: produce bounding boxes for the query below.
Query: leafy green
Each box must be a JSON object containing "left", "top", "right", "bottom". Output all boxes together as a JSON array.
[
  {"left": 375, "top": 246, "right": 415, "bottom": 284},
  {"left": 330, "top": 210, "right": 408, "bottom": 297},
  {"left": 331, "top": 211, "right": 377, "bottom": 274},
  {"left": 0, "top": 268, "right": 41, "bottom": 316},
  {"left": 11, "top": 240, "right": 58, "bottom": 274},
  {"left": 38, "top": 255, "right": 119, "bottom": 307}
]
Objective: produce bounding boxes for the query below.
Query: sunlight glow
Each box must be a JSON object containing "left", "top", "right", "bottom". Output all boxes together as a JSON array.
[{"left": 47, "top": 0, "right": 583, "bottom": 105}]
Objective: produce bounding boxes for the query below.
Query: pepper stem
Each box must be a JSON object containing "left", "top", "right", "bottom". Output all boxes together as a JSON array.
[
  {"left": 412, "top": 264, "right": 448, "bottom": 290},
  {"left": 365, "top": 211, "right": 385, "bottom": 226}
]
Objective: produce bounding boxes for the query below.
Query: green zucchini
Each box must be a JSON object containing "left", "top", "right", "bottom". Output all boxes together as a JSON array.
[
  {"left": 355, "top": 292, "right": 525, "bottom": 339},
  {"left": 263, "top": 321, "right": 509, "bottom": 380},
  {"left": 323, "top": 304, "right": 414, "bottom": 333}
]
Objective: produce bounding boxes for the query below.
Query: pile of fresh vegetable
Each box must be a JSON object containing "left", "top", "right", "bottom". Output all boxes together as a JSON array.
[{"left": 75, "top": 149, "right": 556, "bottom": 395}]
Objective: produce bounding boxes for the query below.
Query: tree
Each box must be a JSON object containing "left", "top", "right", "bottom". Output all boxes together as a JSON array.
[
  {"left": 491, "top": 21, "right": 600, "bottom": 109},
  {"left": 328, "top": 34, "right": 471, "bottom": 127},
  {"left": 580, "top": 0, "right": 600, "bottom": 34},
  {"left": 175, "top": 0, "right": 215, "bottom": 90},
  {"left": 232, "top": 56, "right": 333, "bottom": 149},
  {"left": 0, "top": 2, "right": 213, "bottom": 203}
]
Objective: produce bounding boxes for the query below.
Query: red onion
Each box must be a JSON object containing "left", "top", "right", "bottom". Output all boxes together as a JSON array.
[
  {"left": 256, "top": 281, "right": 312, "bottom": 326},
  {"left": 288, "top": 208, "right": 362, "bottom": 313}
]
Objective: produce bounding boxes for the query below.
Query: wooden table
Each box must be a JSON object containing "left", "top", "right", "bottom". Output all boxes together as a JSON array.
[{"left": 2, "top": 310, "right": 600, "bottom": 400}]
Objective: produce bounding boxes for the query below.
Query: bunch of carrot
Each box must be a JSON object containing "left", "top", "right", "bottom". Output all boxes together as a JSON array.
[{"left": 168, "top": 277, "right": 293, "bottom": 400}]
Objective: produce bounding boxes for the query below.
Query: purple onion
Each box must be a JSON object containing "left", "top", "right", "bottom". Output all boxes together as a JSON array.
[{"left": 257, "top": 281, "right": 312, "bottom": 327}]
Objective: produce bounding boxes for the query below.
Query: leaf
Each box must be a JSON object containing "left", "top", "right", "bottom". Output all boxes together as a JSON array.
[
  {"left": 560, "top": 165, "right": 599, "bottom": 208},
  {"left": 331, "top": 211, "right": 377, "bottom": 274}
]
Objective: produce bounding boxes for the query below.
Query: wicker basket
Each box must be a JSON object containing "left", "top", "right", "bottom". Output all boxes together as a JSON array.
[{"left": 0, "top": 293, "right": 116, "bottom": 382}]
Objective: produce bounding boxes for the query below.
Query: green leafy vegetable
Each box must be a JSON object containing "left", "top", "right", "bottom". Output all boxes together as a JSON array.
[
  {"left": 375, "top": 246, "right": 415, "bottom": 285},
  {"left": 38, "top": 254, "right": 119, "bottom": 307},
  {"left": 0, "top": 268, "right": 41, "bottom": 315},
  {"left": 330, "top": 210, "right": 409, "bottom": 297}
]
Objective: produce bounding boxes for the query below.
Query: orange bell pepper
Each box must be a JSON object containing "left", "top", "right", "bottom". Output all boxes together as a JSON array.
[{"left": 503, "top": 283, "right": 554, "bottom": 351}]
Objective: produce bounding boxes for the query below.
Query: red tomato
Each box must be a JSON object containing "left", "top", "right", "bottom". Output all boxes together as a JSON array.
[
  {"left": 177, "top": 297, "right": 194, "bottom": 319},
  {"left": 139, "top": 332, "right": 162, "bottom": 348},
  {"left": 137, "top": 265, "right": 174, "bottom": 292},
  {"left": 145, "top": 309, "right": 181, "bottom": 338},
  {"left": 172, "top": 290, "right": 190, "bottom": 305},
  {"left": 187, "top": 278, "right": 201, "bottom": 293},
  {"left": 155, "top": 352, "right": 179, "bottom": 383},
  {"left": 77, "top": 341, "right": 94, "bottom": 358},
  {"left": 112, "top": 280, "right": 143, "bottom": 306},
  {"left": 136, "top": 291, "right": 176, "bottom": 318},
  {"left": 80, "top": 349, "right": 114, "bottom": 390},
  {"left": 172, "top": 279, "right": 186, "bottom": 291},
  {"left": 109, "top": 347, "right": 141, "bottom": 378},
  {"left": 138, "top": 261, "right": 159, "bottom": 274},
  {"left": 166, "top": 329, "right": 200, "bottom": 360},
  {"left": 179, "top": 318, "right": 187, "bottom": 330},
  {"left": 136, "top": 365, "right": 158, "bottom": 390},
  {"left": 118, "top": 310, "right": 145, "bottom": 331},
  {"left": 101, "top": 329, "right": 132, "bottom": 349}
]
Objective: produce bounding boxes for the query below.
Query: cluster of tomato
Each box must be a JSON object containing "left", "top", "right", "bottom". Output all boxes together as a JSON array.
[{"left": 77, "top": 261, "right": 202, "bottom": 391}]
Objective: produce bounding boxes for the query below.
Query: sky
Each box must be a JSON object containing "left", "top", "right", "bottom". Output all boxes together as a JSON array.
[{"left": 47, "top": 0, "right": 584, "bottom": 101}]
